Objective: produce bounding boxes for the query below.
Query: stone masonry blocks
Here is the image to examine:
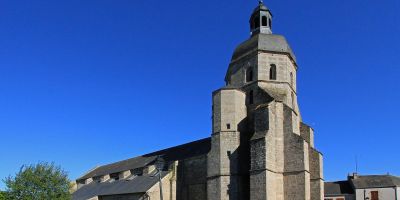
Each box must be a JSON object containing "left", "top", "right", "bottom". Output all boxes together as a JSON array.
[
  {"left": 208, "top": 88, "right": 246, "bottom": 200},
  {"left": 284, "top": 172, "right": 311, "bottom": 200},
  {"left": 310, "top": 179, "right": 324, "bottom": 200},
  {"left": 309, "top": 148, "right": 323, "bottom": 180},
  {"left": 309, "top": 148, "right": 324, "bottom": 200},
  {"left": 300, "top": 122, "right": 315, "bottom": 148},
  {"left": 212, "top": 89, "right": 247, "bottom": 134}
]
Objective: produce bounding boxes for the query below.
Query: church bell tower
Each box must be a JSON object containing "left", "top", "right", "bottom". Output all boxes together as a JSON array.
[{"left": 208, "top": 1, "right": 324, "bottom": 200}]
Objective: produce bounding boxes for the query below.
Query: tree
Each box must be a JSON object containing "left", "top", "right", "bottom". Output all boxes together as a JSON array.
[
  {"left": 0, "top": 191, "right": 7, "bottom": 200},
  {"left": 4, "top": 162, "right": 71, "bottom": 200}
]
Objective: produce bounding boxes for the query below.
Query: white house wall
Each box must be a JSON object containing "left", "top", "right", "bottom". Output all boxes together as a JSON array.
[
  {"left": 355, "top": 187, "right": 397, "bottom": 200},
  {"left": 324, "top": 194, "right": 355, "bottom": 200}
]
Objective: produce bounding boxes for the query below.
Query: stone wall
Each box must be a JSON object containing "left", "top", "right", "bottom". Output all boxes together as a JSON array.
[
  {"left": 208, "top": 88, "right": 247, "bottom": 200},
  {"left": 176, "top": 156, "right": 207, "bottom": 200},
  {"left": 227, "top": 55, "right": 258, "bottom": 88},
  {"left": 249, "top": 101, "right": 286, "bottom": 200},
  {"left": 257, "top": 53, "right": 297, "bottom": 92},
  {"left": 284, "top": 172, "right": 310, "bottom": 200},
  {"left": 311, "top": 179, "right": 324, "bottom": 200},
  {"left": 300, "top": 123, "right": 314, "bottom": 148},
  {"left": 146, "top": 172, "right": 173, "bottom": 200}
]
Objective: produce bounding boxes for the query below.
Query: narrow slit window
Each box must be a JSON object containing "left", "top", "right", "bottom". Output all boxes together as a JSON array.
[
  {"left": 291, "top": 92, "right": 295, "bottom": 109},
  {"left": 249, "top": 90, "right": 254, "bottom": 104},
  {"left": 290, "top": 72, "right": 294, "bottom": 86},
  {"left": 226, "top": 124, "right": 231, "bottom": 130},
  {"left": 246, "top": 68, "right": 253, "bottom": 82},
  {"left": 269, "top": 19, "right": 272, "bottom": 28},
  {"left": 270, "top": 64, "right": 277, "bottom": 80}
]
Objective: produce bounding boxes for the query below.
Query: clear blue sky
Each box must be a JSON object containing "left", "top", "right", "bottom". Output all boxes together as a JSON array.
[{"left": 0, "top": 0, "right": 399, "bottom": 189}]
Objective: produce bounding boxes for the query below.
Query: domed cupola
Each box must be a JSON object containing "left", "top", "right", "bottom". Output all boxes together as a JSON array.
[{"left": 250, "top": 0, "right": 273, "bottom": 36}]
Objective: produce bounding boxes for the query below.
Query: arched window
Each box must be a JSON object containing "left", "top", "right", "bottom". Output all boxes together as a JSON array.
[
  {"left": 246, "top": 68, "right": 253, "bottom": 82},
  {"left": 254, "top": 17, "right": 260, "bottom": 29},
  {"left": 270, "top": 64, "right": 277, "bottom": 80},
  {"left": 249, "top": 90, "right": 254, "bottom": 104},
  {"left": 290, "top": 72, "right": 294, "bottom": 86},
  {"left": 269, "top": 19, "right": 272, "bottom": 28},
  {"left": 262, "top": 16, "right": 267, "bottom": 26}
]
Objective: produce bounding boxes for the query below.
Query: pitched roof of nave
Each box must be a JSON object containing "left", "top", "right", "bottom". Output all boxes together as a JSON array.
[
  {"left": 73, "top": 138, "right": 211, "bottom": 199},
  {"left": 77, "top": 137, "right": 211, "bottom": 180}
]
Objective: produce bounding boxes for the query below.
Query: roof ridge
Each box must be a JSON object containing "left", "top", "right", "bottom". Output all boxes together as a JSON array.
[{"left": 142, "top": 137, "right": 211, "bottom": 157}]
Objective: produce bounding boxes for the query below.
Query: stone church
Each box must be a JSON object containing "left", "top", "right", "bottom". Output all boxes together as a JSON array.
[{"left": 73, "top": 1, "right": 324, "bottom": 200}]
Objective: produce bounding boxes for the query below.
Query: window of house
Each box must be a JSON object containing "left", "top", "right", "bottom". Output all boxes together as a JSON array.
[
  {"left": 270, "top": 64, "right": 277, "bottom": 80},
  {"left": 246, "top": 68, "right": 253, "bottom": 82},
  {"left": 262, "top": 16, "right": 267, "bottom": 26}
]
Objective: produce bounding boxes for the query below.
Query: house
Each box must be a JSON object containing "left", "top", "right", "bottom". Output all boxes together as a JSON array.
[{"left": 325, "top": 174, "right": 400, "bottom": 200}]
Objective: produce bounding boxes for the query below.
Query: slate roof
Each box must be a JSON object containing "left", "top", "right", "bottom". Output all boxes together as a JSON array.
[
  {"left": 325, "top": 175, "right": 400, "bottom": 197},
  {"left": 73, "top": 172, "right": 167, "bottom": 200},
  {"left": 73, "top": 138, "right": 211, "bottom": 200},
  {"left": 78, "top": 137, "right": 211, "bottom": 180},
  {"left": 324, "top": 181, "right": 354, "bottom": 195},
  {"left": 231, "top": 34, "right": 296, "bottom": 62},
  {"left": 351, "top": 175, "right": 400, "bottom": 189}
]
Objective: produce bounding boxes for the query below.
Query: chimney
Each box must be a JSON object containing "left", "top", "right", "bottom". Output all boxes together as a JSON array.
[{"left": 348, "top": 172, "right": 359, "bottom": 180}]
